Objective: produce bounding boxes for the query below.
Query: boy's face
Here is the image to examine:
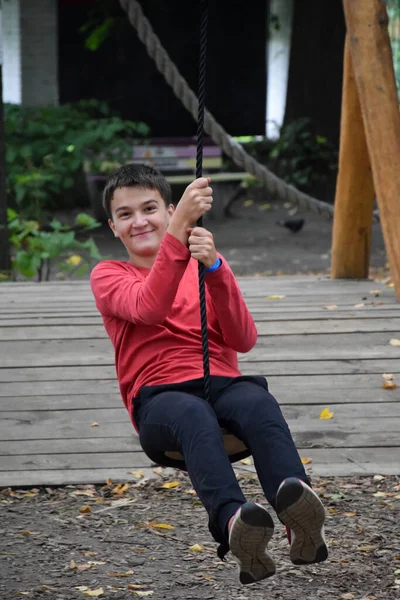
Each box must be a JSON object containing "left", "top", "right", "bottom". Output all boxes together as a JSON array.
[{"left": 109, "top": 186, "right": 174, "bottom": 265}]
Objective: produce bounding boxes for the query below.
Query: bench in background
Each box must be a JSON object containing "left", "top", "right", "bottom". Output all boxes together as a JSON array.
[{"left": 84, "top": 137, "right": 247, "bottom": 222}]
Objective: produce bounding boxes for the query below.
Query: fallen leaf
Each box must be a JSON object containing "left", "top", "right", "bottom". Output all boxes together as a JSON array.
[
  {"left": 72, "top": 490, "right": 96, "bottom": 497},
  {"left": 320, "top": 408, "right": 334, "bottom": 420},
  {"left": 301, "top": 457, "right": 313, "bottom": 465},
  {"left": 259, "top": 203, "right": 271, "bottom": 211},
  {"left": 19, "top": 530, "right": 40, "bottom": 536},
  {"left": 79, "top": 505, "right": 92, "bottom": 514},
  {"left": 107, "top": 570, "right": 134, "bottom": 577},
  {"left": 132, "top": 593, "right": 153, "bottom": 597},
  {"left": 189, "top": 544, "right": 205, "bottom": 552},
  {"left": 87, "top": 561, "right": 106, "bottom": 566},
  {"left": 324, "top": 304, "right": 337, "bottom": 310},
  {"left": 90, "top": 422, "right": 99, "bottom": 427},
  {"left": 369, "top": 289, "right": 382, "bottom": 295},
  {"left": 341, "top": 594, "right": 355, "bottom": 600},
  {"left": 243, "top": 199, "right": 254, "bottom": 207},
  {"left": 77, "top": 563, "right": 93, "bottom": 572},
  {"left": 373, "top": 474, "right": 385, "bottom": 481},
  {"left": 373, "top": 491, "right": 386, "bottom": 497},
  {"left": 17, "top": 593, "right": 30, "bottom": 596},
  {"left": 267, "top": 295, "right": 285, "bottom": 300},
  {"left": 328, "top": 508, "right": 336, "bottom": 514},
  {"left": 344, "top": 512, "right": 357, "bottom": 517},
  {"left": 128, "top": 585, "right": 148, "bottom": 590},
  {"left": 383, "top": 373, "right": 394, "bottom": 380},
  {"left": 240, "top": 458, "right": 252, "bottom": 465},
  {"left": 354, "top": 303, "right": 365, "bottom": 309},
  {"left": 162, "top": 481, "right": 180, "bottom": 489},
  {"left": 152, "top": 522, "right": 174, "bottom": 530},
  {"left": 112, "top": 483, "right": 130, "bottom": 496},
  {"left": 84, "top": 589, "right": 104, "bottom": 598},
  {"left": 133, "top": 470, "right": 144, "bottom": 479},
  {"left": 359, "top": 545, "right": 377, "bottom": 552},
  {"left": 389, "top": 339, "right": 400, "bottom": 346},
  {"left": 81, "top": 551, "right": 98, "bottom": 557},
  {"left": 383, "top": 380, "right": 398, "bottom": 389},
  {"left": 70, "top": 560, "right": 78, "bottom": 570},
  {"left": 76, "top": 587, "right": 89, "bottom": 592},
  {"left": 153, "top": 467, "right": 163, "bottom": 474}
]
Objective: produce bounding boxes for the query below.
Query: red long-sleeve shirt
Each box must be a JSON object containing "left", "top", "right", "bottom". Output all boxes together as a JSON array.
[{"left": 90, "top": 233, "right": 258, "bottom": 429}]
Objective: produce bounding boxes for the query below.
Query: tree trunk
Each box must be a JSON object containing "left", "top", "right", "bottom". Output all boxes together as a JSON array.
[{"left": 0, "top": 65, "right": 11, "bottom": 274}]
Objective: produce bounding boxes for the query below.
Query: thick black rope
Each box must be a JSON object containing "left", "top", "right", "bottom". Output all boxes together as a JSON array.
[{"left": 196, "top": 0, "right": 211, "bottom": 404}]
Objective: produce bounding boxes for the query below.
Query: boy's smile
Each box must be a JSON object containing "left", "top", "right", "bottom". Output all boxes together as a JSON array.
[{"left": 109, "top": 186, "right": 174, "bottom": 267}]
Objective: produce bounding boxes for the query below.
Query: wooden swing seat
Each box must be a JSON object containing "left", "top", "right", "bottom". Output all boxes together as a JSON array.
[{"left": 164, "top": 428, "right": 249, "bottom": 464}]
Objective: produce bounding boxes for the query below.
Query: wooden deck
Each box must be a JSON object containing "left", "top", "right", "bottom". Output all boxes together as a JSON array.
[{"left": 0, "top": 276, "right": 399, "bottom": 487}]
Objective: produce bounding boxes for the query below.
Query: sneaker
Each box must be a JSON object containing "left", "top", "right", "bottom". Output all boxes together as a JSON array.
[
  {"left": 228, "top": 502, "right": 276, "bottom": 585},
  {"left": 276, "top": 477, "right": 328, "bottom": 565}
]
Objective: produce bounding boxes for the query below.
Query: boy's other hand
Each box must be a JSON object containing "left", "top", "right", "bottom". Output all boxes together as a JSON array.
[
  {"left": 187, "top": 227, "right": 218, "bottom": 269},
  {"left": 172, "top": 178, "right": 213, "bottom": 228}
]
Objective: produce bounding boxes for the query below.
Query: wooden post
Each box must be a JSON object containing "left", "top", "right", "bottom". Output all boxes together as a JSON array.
[
  {"left": 0, "top": 65, "right": 11, "bottom": 274},
  {"left": 331, "top": 36, "right": 375, "bottom": 279},
  {"left": 342, "top": 0, "right": 400, "bottom": 300}
]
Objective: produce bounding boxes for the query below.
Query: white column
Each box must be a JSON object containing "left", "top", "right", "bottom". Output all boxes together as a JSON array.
[
  {"left": 266, "top": 0, "right": 294, "bottom": 139},
  {"left": 1, "top": 0, "right": 58, "bottom": 106}
]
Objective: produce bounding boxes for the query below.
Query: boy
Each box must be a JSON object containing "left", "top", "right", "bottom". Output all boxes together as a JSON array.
[{"left": 90, "top": 163, "right": 327, "bottom": 585}]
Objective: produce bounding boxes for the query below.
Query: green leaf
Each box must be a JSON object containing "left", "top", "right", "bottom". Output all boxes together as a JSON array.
[{"left": 14, "top": 251, "right": 42, "bottom": 278}]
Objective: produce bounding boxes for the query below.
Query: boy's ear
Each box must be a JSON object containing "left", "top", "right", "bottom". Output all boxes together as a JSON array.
[
  {"left": 108, "top": 218, "right": 119, "bottom": 238},
  {"left": 167, "top": 203, "right": 175, "bottom": 217}
]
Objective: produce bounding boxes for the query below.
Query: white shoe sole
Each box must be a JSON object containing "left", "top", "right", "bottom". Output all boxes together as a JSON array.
[
  {"left": 276, "top": 477, "right": 328, "bottom": 565},
  {"left": 229, "top": 502, "right": 276, "bottom": 584}
]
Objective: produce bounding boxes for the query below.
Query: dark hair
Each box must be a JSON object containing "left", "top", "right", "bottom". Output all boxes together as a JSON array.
[{"left": 102, "top": 163, "right": 172, "bottom": 220}]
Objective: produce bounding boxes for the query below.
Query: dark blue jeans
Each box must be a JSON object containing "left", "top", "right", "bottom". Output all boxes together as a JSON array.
[{"left": 134, "top": 375, "right": 309, "bottom": 553}]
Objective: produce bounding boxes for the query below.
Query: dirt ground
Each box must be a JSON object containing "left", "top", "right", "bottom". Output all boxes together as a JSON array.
[
  {"left": 1, "top": 472, "right": 399, "bottom": 600},
  {"left": 87, "top": 194, "right": 388, "bottom": 278}
]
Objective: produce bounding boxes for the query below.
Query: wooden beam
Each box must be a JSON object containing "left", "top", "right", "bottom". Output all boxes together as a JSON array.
[
  {"left": 342, "top": 0, "right": 400, "bottom": 300},
  {"left": 331, "top": 36, "right": 375, "bottom": 279}
]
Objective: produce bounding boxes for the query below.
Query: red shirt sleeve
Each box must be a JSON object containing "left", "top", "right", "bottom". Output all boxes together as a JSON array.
[
  {"left": 205, "top": 257, "right": 258, "bottom": 352},
  {"left": 90, "top": 233, "right": 190, "bottom": 325}
]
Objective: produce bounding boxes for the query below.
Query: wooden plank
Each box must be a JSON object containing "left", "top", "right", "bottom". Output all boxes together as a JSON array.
[
  {"left": 0, "top": 409, "right": 399, "bottom": 441},
  {"left": 1, "top": 401, "right": 399, "bottom": 422},
  {"left": 1, "top": 381, "right": 398, "bottom": 407},
  {"left": 343, "top": 0, "right": 400, "bottom": 299},
  {"left": 0, "top": 289, "right": 395, "bottom": 305},
  {"left": 0, "top": 381, "right": 120, "bottom": 397},
  {"left": 1, "top": 358, "right": 399, "bottom": 383},
  {"left": 1, "top": 447, "right": 399, "bottom": 487},
  {"left": 2, "top": 429, "right": 398, "bottom": 457},
  {"left": 0, "top": 468, "right": 155, "bottom": 487},
  {"left": 2, "top": 318, "right": 400, "bottom": 340},
  {"left": 0, "top": 276, "right": 390, "bottom": 293},
  {"left": 0, "top": 325, "right": 107, "bottom": 341},
  {"left": 1, "top": 310, "right": 400, "bottom": 326},
  {"left": 331, "top": 35, "right": 375, "bottom": 278},
  {"left": 0, "top": 300, "right": 396, "bottom": 315},
  {"left": 1, "top": 332, "right": 399, "bottom": 367},
  {"left": 0, "top": 451, "right": 152, "bottom": 471}
]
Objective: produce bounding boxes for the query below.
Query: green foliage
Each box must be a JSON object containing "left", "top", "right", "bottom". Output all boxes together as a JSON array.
[
  {"left": 387, "top": 0, "right": 400, "bottom": 98},
  {"left": 268, "top": 118, "right": 338, "bottom": 190},
  {"left": 7, "top": 208, "right": 104, "bottom": 282},
  {"left": 238, "top": 119, "right": 338, "bottom": 194},
  {"left": 4, "top": 100, "right": 149, "bottom": 219}
]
